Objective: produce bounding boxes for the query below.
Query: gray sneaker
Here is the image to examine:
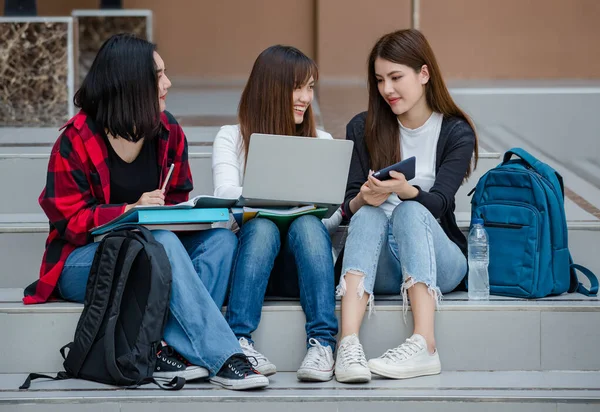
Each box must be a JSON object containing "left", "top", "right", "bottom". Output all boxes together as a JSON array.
[
  {"left": 238, "top": 337, "right": 277, "bottom": 376},
  {"left": 297, "top": 338, "right": 335, "bottom": 382},
  {"left": 335, "top": 334, "right": 371, "bottom": 383}
]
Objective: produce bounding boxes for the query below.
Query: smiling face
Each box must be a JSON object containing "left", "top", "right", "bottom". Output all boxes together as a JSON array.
[
  {"left": 292, "top": 76, "right": 315, "bottom": 124},
  {"left": 154, "top": 52, "right": 171, "bottom": 112},
  {"left": 374, "top": 57, "right": 429, "bottom": 119}
]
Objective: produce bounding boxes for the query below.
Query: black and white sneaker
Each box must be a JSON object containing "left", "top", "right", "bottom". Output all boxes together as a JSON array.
[
  {"left": 209, "top": 354, "right": 269, "bottom": 390},
  {"left": 154, "top": 344, "right": 209, "bottom": 381}
]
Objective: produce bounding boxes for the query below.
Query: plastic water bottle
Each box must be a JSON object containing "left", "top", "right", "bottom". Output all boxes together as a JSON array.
[{"left": 468, "top": 218, "right": 490, "bottom": 300}]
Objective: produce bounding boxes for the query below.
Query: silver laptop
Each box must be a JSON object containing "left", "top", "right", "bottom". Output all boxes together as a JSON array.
[{"left": 240, "top": 133, "right": 354, "bottom": 213}]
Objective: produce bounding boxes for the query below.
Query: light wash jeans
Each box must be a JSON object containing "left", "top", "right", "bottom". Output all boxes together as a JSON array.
[
  {"left": 57, "top": 228, "right": 242, "bottom": 376},
  {"left": 339, "top": 202, "right": 467, "bottom": 313},
  {"left": 226, "top": 215, "right": 339, "bottom": 351}
]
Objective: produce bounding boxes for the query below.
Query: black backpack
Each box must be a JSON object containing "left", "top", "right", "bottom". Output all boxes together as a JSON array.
[{"left": 21, "top": 227, "right": 184, "bottom": 390}]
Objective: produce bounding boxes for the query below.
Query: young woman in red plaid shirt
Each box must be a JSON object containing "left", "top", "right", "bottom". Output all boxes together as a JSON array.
[{"left": 27, "top": 34, "right": 268, "bottom": 391}]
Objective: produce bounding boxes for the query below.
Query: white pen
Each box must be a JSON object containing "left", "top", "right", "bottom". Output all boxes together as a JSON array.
[{"left": 160, "top": 163, "right": 175, "bottom": 192}]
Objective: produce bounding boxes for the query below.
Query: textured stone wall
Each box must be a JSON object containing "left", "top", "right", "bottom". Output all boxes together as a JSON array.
[{"left": 0, "top": 21, "right": 70, "bottom": 126}]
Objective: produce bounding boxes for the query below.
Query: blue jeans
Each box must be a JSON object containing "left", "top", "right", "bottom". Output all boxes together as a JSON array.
[
  {"left": 226, "top": 215, "right": 338, "bottom": 351},
  {"left": 339, "top": 202, "right": 467, "bottom": 309},
  {"left": 57, "top": 228, "right": 242, "bottom": 375}
]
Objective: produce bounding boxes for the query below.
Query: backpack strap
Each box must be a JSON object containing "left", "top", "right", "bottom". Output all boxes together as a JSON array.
[
  {"left": 504, "top": 148, "right": 566, "bottom": 202},
  {"left": 503, "top": 148, "right": 543, "bottom": 170},
  {"left": 124, "top": 376, "right": 186, "bottom": 390},
  {"left": 102, "top": 239, "right": 145, "bottom": 385},
  {"left": 570, "top": 263, "right": 599, "bottom": 297},
  {"left": 19, "top": 371, "right": 71, "bottom": 390}
]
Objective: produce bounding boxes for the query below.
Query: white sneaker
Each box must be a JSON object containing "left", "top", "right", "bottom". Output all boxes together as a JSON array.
[
  {"left": 297, "top": 338, "right": 335, "bottom": 382},
  {"left": 368, "top": 334, "right": 441, "bottom": 379},
  {"left": 334, "top": 334, "right": 371, "bottom": 383},
  {"left": 238, "top": 337, "right": 277, "bottom": 376}
]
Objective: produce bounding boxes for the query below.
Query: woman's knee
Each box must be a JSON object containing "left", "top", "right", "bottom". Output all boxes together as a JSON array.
[
  {"left": 351, "top": 205, "right": 388, "bottom": 228},
  {"left": 391, "top": 201, "right": 430, "bottom": 232},
  {"left": 152, "top": 229, "right": 182, "bottom": 248},
  {"left": 208, "top": 228, "right": 238, "bottom": 252},
  {"left": 288, "top": 214, "right": 329, "bottom": 245},
  {"left": 240, "top": 218, "right": 280, "bottom": 249}
]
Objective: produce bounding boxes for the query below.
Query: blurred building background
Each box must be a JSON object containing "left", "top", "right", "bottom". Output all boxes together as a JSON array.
[{"left": 4, "top": 0, "right": 599, "bottom": 83}]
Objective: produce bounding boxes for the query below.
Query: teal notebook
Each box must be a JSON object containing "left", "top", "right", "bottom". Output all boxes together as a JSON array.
[{"left": 91, "top": 207, "right": 229, "bottom": 236}]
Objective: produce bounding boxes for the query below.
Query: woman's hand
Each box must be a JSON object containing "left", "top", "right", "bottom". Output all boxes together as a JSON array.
[
  {"left": 359, "top": 181, "right": 390, "bottom": 207},
  {"left": 368, "top": 170, "right": 419, "bottom": 200},
  {"left": 125, "top": 189, "right": 165, "bottom": 212}
]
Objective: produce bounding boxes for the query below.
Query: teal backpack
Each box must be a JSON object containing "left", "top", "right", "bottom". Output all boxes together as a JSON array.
[{"left": 470, "top": 148, "right": 598, "bottom": 298}]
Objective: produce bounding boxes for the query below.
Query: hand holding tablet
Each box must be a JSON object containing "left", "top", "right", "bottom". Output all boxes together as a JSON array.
[{"left": 371, "top": 156, "right": 416, "bottom": 181}]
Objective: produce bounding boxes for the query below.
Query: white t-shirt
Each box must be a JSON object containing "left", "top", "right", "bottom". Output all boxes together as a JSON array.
[
  {"left": 212, "top": 124, "right": 333, "bottom": 198},
  {"left": 380, "top": 112, "right": 443, "bottom": 216}
]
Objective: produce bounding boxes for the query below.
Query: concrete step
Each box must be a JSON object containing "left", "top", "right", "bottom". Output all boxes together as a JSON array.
[
  {"left": 1, "top": 371, "right": 599, "bottom": 411},
  {"left": 0, "top": 126, "right": 220, "bottom": 146},
  {"left": 1, "top": 213, "right": 598, "bottom": 289},
  {"left": 1, "top": 287, "right": 598, "bottom": 374},
  {"left": 0, "top": 148, "right": 214, "bottom": 214}
]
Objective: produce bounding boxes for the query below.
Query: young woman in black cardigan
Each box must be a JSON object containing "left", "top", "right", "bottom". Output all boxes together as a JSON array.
[{"left": 334, "top": 29, "right": 479, "bottom": 383}]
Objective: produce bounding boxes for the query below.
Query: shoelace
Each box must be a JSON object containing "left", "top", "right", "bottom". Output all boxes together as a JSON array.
[
  {"left": 158, "top": 345, "right": 195, "bottom": 368},
  {"left": 302, "top": 338, "right": 332, "bottom": 369},
  {"left": 380, "top": 337, "right": 423, "bottom": 362},
  {"left": 338, "top": 339, "right": 368, "bottom": 368},
  {"left": 226, "top": 355, "right": 256, "bottom": 377},
  {"left": 239, "top": 338, "right": 269, "bottom": 364}
]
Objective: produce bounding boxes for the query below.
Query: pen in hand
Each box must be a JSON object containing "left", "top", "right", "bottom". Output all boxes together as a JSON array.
[{"left": 161, "top": 163, "right": 175, "bottom": 192}]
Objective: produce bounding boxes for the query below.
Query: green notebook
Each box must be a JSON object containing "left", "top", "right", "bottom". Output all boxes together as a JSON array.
[{"left": 256, "top": 208, "right": 328, "bottom": 232}]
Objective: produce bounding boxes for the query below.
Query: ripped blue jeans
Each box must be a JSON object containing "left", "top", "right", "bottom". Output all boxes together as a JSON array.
[{"left": 338, "top": 201, "right": 467, "bottom": 315}]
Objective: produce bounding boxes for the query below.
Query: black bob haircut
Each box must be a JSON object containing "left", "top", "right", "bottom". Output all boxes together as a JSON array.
[{"left": 74, "top": 33, "right": 161, "bottom": 142}]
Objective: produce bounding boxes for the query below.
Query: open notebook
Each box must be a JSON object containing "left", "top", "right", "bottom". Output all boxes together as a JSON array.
[{"left": 231, "top": 205, "right": 329, "bottom": 231}]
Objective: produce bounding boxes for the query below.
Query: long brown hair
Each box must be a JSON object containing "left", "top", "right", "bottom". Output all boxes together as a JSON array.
[
  {"left": 238, "top": 45, "right": 319, "bottom": 162},
  {"left": 365, "top": 29, "right": 478, "bottom": 178}
]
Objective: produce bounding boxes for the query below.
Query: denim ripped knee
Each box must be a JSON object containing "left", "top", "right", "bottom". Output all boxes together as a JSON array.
[
  {"left": 336, "top": 269, "right": 375, "bottom": 317},
  {"left": 400, "top": 267, "right": 442, "bottom": 323}
]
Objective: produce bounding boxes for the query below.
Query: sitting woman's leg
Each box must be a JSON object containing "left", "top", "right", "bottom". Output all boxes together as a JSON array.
[
  {"left": 154, "top": 229, "right": 268, "bottom": 390},
  {"left": 178, "top": 227, "right": 237, "bottom": 308},
  {"left": 57, "top": 242, "right": 100, "bottom": 302},
  {"left": 153, "top": 230, "right": 239, "bottom": 371},
  {"left": 335, "top": 205, "right": 389, "bottom": 383},
  {"left": 367, "top": 201, "right": 466, "bottom": 379},
  {"left": 280, "top": 214, "right": 338, "bottom": 382},
  {"left": 225, "top": 218, "right": 280, "bottom": 376}
]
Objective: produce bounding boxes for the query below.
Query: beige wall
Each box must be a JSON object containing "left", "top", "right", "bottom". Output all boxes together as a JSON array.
[
  {"left": 4, "top": 0, "right": 600, "bottom": 79},
  {"left": 316, "top": 0, "right": 411, "bottom": 81},
  {"left": 126, "top": 0, "right": 315, "bottom": 81},
  {"left": 420, "top": 0, "right": 600, "bottom": 79}
]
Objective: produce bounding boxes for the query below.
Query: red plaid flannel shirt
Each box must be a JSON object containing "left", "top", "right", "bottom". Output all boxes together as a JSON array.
[{"left": 23, "top": 110, "right": 193, "bottom": 304}]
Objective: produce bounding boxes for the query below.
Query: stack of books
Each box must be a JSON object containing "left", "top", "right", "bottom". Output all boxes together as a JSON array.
[{"left": 90, "top": 195, "right": 328, "bottom": 238}]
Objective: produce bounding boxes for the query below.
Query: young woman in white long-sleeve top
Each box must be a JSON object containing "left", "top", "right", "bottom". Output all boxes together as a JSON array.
[{"left": 212, "top": 45, "right": 338, "bottom": 382}]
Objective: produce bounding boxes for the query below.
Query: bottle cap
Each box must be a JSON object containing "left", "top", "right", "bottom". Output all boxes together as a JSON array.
[{"left": 472, "top": 217, "right": 484, "bottom": 225}]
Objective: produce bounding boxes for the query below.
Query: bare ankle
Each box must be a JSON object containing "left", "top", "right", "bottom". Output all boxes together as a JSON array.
[{"left": 413, "top": 332, "right": 436, "bottom": 354}]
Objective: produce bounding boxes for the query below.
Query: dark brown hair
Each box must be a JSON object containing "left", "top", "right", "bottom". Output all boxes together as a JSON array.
[
  {"left": 238, "top": 45, "right": 318, "bottom": 162},
  {"left": 365, "top": 29, "right": 478, "bottom": 178},
  {"left": 74, "top": 33, "right": 161, "bottom": 142}
]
